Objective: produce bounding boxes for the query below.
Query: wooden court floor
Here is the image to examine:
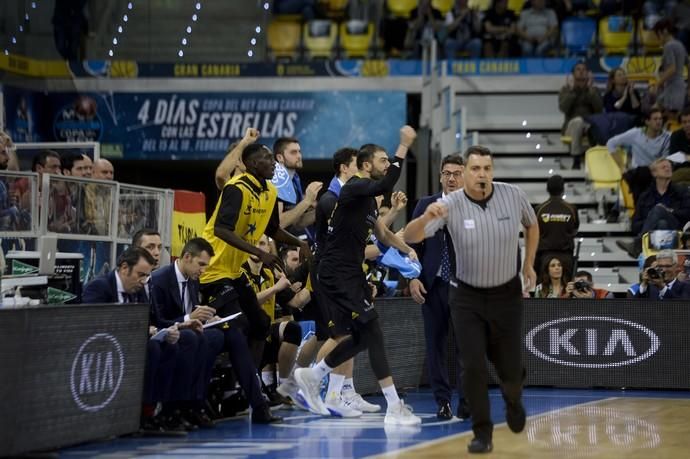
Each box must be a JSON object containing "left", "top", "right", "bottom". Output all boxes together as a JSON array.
[{"left": 376, "top": 397, "right": 690, "bottom": 459}]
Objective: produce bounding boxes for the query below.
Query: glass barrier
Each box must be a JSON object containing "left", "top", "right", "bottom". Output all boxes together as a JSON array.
[
  {"left": 117, "top": 185, "right": 168, "bottom": 241},
  {"left": 0, "top": 171, "right": 39, "bottom": 236}
]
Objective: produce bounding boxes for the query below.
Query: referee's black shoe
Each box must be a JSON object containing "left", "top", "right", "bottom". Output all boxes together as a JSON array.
[
  {"left": 436, "top": 401, "right": 452, "bottom": 420},
  {"left": 505, "top": 399, "right": 526, "bottom": 433},
  {"left": 457, "top": 398, "right": 471, "bottom": 421},
  {"left": 467, "top": 437, "right": 493, "bottom": 454}
]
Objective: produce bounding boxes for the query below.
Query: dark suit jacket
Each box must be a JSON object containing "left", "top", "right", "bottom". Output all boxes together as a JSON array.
[
  {"left": 410, "top": 193, "right": 456, "bottom": 289},
  {"left": 82, "top": 270, "right": 158, "bottom": 324},
  {"left": 151, "top": 263, "right": 200, "bottom": 329},
  {"left": 633, "top": 279, "right": 690, "bottom": 299}
]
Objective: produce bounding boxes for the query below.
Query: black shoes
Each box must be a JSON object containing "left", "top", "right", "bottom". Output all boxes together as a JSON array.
[
  {"left": 457, "top": 398, "right": 471, "bottom": 421},
  {"left": 436, "top": 401, "right": 453, "bottom": 420},
  {"left": 251, "top": 405, "right": 283, "bottom": 424},
  {"left": 505, "top": 399, "right": 526, "bottom": 433},
  {"left": 467, "top": 437, "right": 493, "bottom": 454},
  {"left": 616, "top": 239, "right": 641, "bottom": 259},
  {"left": 185, "top": 408, "right": 216, "bottom": 429}
]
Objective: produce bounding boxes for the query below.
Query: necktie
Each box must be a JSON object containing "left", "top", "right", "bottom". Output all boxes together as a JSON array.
[
  {"left": 181, "top": 281, "right": 189, "bottom": 314},
  {"left": 292, "top": 174, "right": 303, "bottom": 202},
  {"left": 122, "top": 292, "right": 133, "bottom": 303},
  {"left": 440, "top": 233, "right": 451, "bottom": 282}
]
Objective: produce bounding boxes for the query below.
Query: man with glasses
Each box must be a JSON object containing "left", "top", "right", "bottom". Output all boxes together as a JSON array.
[
  {"left": 631, "top": 249, "right": 690, "bottom": 299},
  {"left": 408, "top": 154, "right": 469, "bottom": 421}
]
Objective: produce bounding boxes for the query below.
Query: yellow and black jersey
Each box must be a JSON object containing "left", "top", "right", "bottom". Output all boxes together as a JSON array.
[
  {"left": 241, "top": 261, "right": 276, "bottom": 321},
  {"left": 201, "top": 173, "right": 279, "bottom": 283}
]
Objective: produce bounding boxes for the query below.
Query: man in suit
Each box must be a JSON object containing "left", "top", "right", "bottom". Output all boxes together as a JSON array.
[
  {"left": 408, "top": 154, "right": 469, "bottom": 420},
  {"left": 152, "top": 237, "right": 281, "bottom": 424},
  {"left": 632, "top": 249, "right": 690, "bottom": 299},
  {"left": 82, "top": 247, "right": 201, "bottom": 433}
]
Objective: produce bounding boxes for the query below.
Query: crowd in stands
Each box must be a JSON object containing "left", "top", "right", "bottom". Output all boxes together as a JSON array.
[{"left": 270, "top": 0, "right": 690, "bottom": 59}]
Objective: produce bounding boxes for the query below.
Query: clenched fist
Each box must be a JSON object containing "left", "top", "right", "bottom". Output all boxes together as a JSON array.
[{"left": 400, "top": 125, "right": 417, "bottom": 148}]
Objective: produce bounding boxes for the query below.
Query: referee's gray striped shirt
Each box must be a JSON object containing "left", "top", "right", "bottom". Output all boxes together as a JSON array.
[{"left": 424, "top": 182, "right": 537, "bottom": 288}]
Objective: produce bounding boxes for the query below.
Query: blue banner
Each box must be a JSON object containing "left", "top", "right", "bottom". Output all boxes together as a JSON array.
[{"left": 2, "top": 88, "right": 407, "bottom": 160}]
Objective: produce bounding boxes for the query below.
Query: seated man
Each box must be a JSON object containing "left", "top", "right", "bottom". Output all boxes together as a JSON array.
[
  {"left": 517, "top": 0, "right": 558, "bottom": 57},
  {"left": 82, "top": 247, "right": 200, "bottom": 433},
  {"left": 565, "top": 270, "right": 613, "bottom": 299},
  {"left": 606, "top": 108, "right": 671, "bottom": 201},
  {"left": 627, "top": 255, "right": 656, "bottom": 297},
  {"left": 630, "top": 249, "right": 690, "bottom": 299},
  {"left": 617, "top": 158, "right": 690, "bottom": 258}
]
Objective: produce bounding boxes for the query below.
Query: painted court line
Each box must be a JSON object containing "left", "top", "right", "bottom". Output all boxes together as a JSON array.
[{"left": 365, "top": 397, "right": 619, "bottom": 459}]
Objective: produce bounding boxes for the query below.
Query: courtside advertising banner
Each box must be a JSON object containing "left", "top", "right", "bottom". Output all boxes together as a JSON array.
[{"left": 1, "top": 87, "right": 406, "bottom": 160}]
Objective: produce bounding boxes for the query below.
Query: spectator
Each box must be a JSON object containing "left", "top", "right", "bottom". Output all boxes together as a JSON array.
[
  {"left": 405, "top": 0, "right": 444, "bottom": 57},
  {"left": 673, "top": 0, "right": 690, "bottom": 51},
  {"left": 0, "top": 131, "right": 20, "bottom": 171},
  {"left": 651, "top": 18, "right": 688, "bottom": 116},
  {"left": 617, "top": 158, "right": 690, "bottom": 258},
  {"left": 670, "top": 107, "right": 690, "bottom": 155},
  {"left": 559, "top": 62, "right": 604, "bottom": 169},
  {"left": 534, "top": 174, "right": 579, "bottom": 276},
  {"left": 534, "top": 256, "right": 571, "bottom": 298},
  {"left": 32, "top": 150, "right": 62, "bottom": 177},
  {"left": 627, "top": 255, "right": 657, "bottom": 297},
  {"left": 440, "top": 0, "right": 482, "bottom": 59},
  {"left": 565, "top": 270, "right": 613, "bottom": 298},
  {"left": 644, "top": 0, "right": 679, "bottom": 26},
  {"left": 92, "top": 158, "right": 114, "bottom": 180},
  {"left": 517, "top": 0, "right": 558, "bottom": 57},
  {"left": 61, "top": 153, "right": 92, "bottom": 178},
  {"left": 630, "top": 249, "right": 690, "bottom": 298},
  {"left": 603, "top": 68, "right": 641, "bottom": 117},
  {"left": 273, "top": 0, "right": 317, "bottom": 21},
  {"left": 606, "top": 108, "right": 671, "bottom": 201},
  {"left": 482, "top": 0, "right": 518, "bottom": 57}
]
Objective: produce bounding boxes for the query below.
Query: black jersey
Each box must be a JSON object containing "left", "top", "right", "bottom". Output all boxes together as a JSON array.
[
  {"left": 314, "top": 189, "right": 337, "bottom": 262},
  {"left": 319, "top": 158, "right": 404, "bottom": 276}
]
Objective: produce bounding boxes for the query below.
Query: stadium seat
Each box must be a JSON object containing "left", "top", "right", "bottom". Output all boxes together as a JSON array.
[
  {"left": 642, "top": 230, "right": 682, "bottom": 258},
  {"left": 303, "top": 20, "right": 337, "bottom": 58},
  {"left": 468, "top": 0, "right": 491, "bottom": 10},
  {"left": 386, "top": 0, "right": 418, "bottom": 18},
  {"left": 561, "top": 17, "right": 596, "bottom": 56},
  {"left": 585, "top": 146, "right": 622, "bottom": 190},
  {"left": 599, "top": 16, "right": 634, "bottom": 55},
  {"left": 508, "top": 0, "right": 526, "bottom": 13},
  {"left": 340, "top": 21, "right": 375, "bottom": 57},
  {"left": 432, "top": 0, "right": 454, "bottom": 14},
  {"left": 320, "top": 0, "right": 350, "bottom": 19},
  {"left": 638, "top": 20, "right": 662, "bottom": 53},
  {"left": 268, "top": 19, "right": 301, "bottom": 59}
]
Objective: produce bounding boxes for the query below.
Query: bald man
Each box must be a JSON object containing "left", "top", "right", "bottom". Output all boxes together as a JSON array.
[{"left": 93, "top": 158, "right": 114, "bottom": 180}]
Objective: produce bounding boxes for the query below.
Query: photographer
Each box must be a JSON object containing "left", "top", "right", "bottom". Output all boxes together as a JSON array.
[
  {"left": 631, "top": 250, "right": 690, "bottom": 299},
  {"left": 565, "top": 270, "right": 613, "bottom": 299}
]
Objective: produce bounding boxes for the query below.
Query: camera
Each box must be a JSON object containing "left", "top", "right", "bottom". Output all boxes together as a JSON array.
[
  {"left": 574, "top": 279, "right": 591, "bottom": 292},
  {"left": 646, "top": 267, "right": 663, "bottom": 279}
]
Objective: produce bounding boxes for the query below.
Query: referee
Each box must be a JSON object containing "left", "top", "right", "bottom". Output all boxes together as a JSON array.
[{"left": 405, "top": 146, "right": 539, "bottom": 454}]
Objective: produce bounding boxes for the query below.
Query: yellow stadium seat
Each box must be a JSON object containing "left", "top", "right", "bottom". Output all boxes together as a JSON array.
[
  {"left": 432, "top": 0, "right": 454, "bottom": 14},
  {"left": 303, "top": 20, "right": 337, "bottom": 58},
  {"left": 642, "top": 230, "right": 682, "bottom": 258},
  {"left": 508, "top": 0, "right": 526, "bottom": 13},
  {"left": 620, "top": 176, "right": 635, "bottom": 217},
  {"left": 599, "top": 16, "right": 633, "bottom": 54},
  {"left": 469, "top": 0, "right": 491, "bottom": 10},
  {"left": 319, "top": 0, "right": 350, "bottom": 19},
  {"left": 268, "top": 19, "right": 301, "bottom": 59},
  {"left": 387, "top": 0, "right": 418, "bottom": 18},
  {"left": 585, "top": 146, "right": 622, "bottom": 190},
  {"left": 638, "top": 20, "right": 662, "bottom": 53},
  {"left": 340, "top": 21, "right": 375, "bottom": 58}
]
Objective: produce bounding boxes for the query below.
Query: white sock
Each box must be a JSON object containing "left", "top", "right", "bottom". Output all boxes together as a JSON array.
[
  {"left": 342, "top": 377, "right": 355, "bottom": 395},
  {"left": 326, "top": 373, "right": 345, "bottom": 401},
  {"left": 311, "top": 360, "right": 333, "bottom": 380},
  {"left": 261, "top": 371, "right": 275, "bottom": 387},
  {"left": 382, "top": 384, "right": 401, "bottom": 409}
]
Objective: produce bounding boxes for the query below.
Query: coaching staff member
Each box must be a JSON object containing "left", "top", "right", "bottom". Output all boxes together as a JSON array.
[
  {"left": 405, "top": 145, "right": 539, "bottom": 454},
  {"left": 408, "top": 153, "right": 469, "bottom": 421}
]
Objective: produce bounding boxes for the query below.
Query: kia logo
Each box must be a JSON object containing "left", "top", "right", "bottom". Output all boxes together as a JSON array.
[
  {"left": 525, "top": 316, "right": 660, "bottom": 368},
  {"left": 70, "top": 333, "right": 125, "bottom": 412}
]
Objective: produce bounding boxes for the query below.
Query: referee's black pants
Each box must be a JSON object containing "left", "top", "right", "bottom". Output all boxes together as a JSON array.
[{"left": 449, "top": 276, "right": 524, "bottom": 442}]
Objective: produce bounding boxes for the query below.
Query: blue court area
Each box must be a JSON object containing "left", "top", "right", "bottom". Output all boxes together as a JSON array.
[{"left": 59, "top": 388, "right": 690, "bottom": 458}]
